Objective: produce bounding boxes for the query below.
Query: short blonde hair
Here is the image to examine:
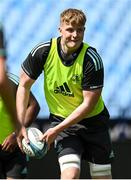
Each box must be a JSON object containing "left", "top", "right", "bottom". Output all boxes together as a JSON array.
[{"left": 60, "top": 8, "right": 86, "bottom": 26}]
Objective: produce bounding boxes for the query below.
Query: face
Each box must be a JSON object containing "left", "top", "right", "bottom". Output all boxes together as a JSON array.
[{"left": 59, "top": 22, "right": 85, "bottom": 53}]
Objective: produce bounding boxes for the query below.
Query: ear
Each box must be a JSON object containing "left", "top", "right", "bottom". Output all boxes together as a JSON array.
[
  {"left": 58, "top": 27, "right": 61, "bottom": 32},
  {"left": 58, "top": 27, "right": 62, "bottom": 35}
]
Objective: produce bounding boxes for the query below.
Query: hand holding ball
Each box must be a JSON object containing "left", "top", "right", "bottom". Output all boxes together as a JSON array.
[{"left": 22, "top": 127, "right": 47, "bottom": 159}]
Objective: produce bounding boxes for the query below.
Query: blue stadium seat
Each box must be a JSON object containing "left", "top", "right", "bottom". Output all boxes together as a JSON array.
[{"left": 0, "top": 0, "right": 131, "bottom": 118}]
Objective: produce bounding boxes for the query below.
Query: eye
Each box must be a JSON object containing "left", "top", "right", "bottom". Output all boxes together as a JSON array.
[
  {"left": 77, "top": 28, "right": 84, "bottom": 33},
  {"left": 66, "top": 28, "right": 74, "bottom": 33}
]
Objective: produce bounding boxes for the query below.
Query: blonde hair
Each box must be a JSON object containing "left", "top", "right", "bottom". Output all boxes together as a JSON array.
[{"left": 60, "top": 8, "right": 86, "bottom": 26}]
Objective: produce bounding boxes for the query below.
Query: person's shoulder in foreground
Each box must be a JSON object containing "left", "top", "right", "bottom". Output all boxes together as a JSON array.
[{"left": 0, "top": 23, "right": 18, "bottom": 128}]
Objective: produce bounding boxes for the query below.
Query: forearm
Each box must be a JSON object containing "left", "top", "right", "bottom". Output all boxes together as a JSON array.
[
  {"left": 54, "top": 101, "right": 93, "bottom": 133},
  {"left": 16, "top": 70, "right": 35, "bottom": 128},
  {"left": 24, "top": 99, "right": 40, "bottom": 127},
  {"left": 16, "top": 85, "right": 30, "bottom": 125},
  {"left": 41, "top": 101, "right": 96, "bottom": 146}
]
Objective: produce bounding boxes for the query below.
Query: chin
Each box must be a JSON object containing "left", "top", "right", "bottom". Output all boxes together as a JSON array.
[{"left": 71, "top": 45, "right": 80, "bottom": 51}]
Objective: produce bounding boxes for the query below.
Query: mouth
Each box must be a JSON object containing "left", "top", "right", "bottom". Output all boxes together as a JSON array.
[
  {"left": 69, "top": 39, "right": 80, "bottom": 44},
  {"left": 71, "top": 39, "right": 80, "bottom": 42}
]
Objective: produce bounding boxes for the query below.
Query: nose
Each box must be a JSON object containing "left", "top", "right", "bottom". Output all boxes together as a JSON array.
[{"left": 72, "top": 30, "right": 78, "bottom": 37}]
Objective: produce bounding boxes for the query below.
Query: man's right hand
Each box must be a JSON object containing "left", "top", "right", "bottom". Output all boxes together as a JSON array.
[{"left": 16, "top": 126, "right": 29, "bottom": 152}]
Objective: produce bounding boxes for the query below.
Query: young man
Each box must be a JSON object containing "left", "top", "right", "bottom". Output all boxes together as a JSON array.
[
  {"left": 16, "top": 8, "right": 114, "bottom": 179},
  {"left": 0, "top": 72, "right": 40, "bottom": 179}
]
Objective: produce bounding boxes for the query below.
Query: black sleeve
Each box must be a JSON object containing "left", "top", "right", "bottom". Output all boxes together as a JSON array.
[
  {"left": 82, "top": 47, "right": 104, "bottom": 90},
  {"left": 22, "top": 41, "right": 51, "bottom": 80}
]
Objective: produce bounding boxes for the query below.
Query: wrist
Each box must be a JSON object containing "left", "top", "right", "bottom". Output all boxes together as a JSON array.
[
  {"left": 54, "top": 123, "right": 65, "bottom": 134},
  {"left": 12, "top": 131, "right": 16, "bottom": 138}
]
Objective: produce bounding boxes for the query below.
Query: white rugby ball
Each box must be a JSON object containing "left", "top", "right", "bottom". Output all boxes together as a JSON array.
[{"left": 22, "top": 127, "right": 48, "bottom": 159}]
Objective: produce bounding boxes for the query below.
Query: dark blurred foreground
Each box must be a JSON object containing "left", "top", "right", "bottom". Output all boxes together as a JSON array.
[{"left": 27, "top": 119, "right": 131, "bottom": 179}]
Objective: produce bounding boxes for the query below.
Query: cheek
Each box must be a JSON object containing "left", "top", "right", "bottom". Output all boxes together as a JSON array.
[
  {"left": 60, "top": 29, "right": 70, "bottom": 37},
  {"left": 62, "top": 33, "right": 71, "bottom": 41}
]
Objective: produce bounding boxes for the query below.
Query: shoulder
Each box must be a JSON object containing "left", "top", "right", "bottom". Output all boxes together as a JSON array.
[
  {"left": 7, "top": 72, "right": 19, "bottom": 92},
  {"left": 21, "top": 40, "right": 52, "bottom": 80},
  {"left": 84, "top": 47, "right": 103, "bottom": 71},
  {"left": 7, "top": 72, "right": 19, "bottom": 85},
  {"left": 30, "top": 41, "right": 51, "bottom": 57}
]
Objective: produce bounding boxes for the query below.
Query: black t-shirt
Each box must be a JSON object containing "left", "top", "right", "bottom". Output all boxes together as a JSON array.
[{"left": 22, "top": 37, "right": 104, "bottom": 91}]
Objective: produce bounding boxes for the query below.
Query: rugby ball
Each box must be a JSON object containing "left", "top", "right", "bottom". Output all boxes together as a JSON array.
[{"left": 22, "top": 127, "right": 48, "bottom": 159}]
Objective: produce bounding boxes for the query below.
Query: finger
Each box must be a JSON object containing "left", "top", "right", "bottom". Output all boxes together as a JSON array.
[
  {"left": 22, "top": 128, "right": 29, "bottom": 144},
  {"left": 1, "top": 141, "right": 8, "bottom": 150},
  {"left": 6, "top": 146, "right": 12, "bottom": 152},
  {"left": 2, "top": 143, "right": 9, "bottom": 151},
  {"left": 39, "top": 134, "right": 46, "bottom": 141},
  {"left": 1, "top": 138, "right": 7, "bottom": 147},
  {"left": 1, "top": 145, "right": 6, "bottom": 150},
  {"left": 24, "top": 135, "right": 29, "bottom": 144},
  {"left": 17, "top": 138, "right": 24, "bottom": 152}
]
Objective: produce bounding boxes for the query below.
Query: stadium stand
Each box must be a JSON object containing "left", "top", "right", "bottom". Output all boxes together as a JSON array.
[{"left": 0, "top": 0, "right": 131, "bottom": 118}]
